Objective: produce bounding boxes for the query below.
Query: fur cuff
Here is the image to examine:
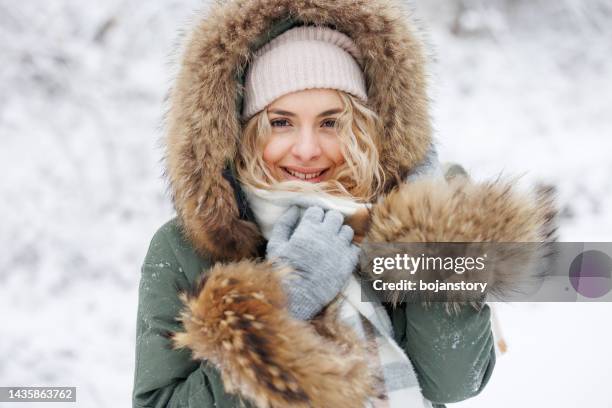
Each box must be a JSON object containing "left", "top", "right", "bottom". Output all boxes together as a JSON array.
[
  {"left": 170, "top": 259, "right": 377, "bottom": 408},
  {"left": 361, "top": 177, "right": 558, "bottom": 309}
]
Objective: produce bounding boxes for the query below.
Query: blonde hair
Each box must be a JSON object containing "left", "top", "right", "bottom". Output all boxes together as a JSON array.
[{"left": 236, "top": 90, "right": 385, "bottom": 203}]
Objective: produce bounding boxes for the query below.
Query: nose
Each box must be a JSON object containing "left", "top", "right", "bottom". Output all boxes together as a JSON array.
[{"left": 291, "top": 128, "right": 322, "bottom": 162}]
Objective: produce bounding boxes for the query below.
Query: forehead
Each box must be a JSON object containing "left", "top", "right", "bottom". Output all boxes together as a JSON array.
[{"left": 267, "top": 89, "right": 343, "bottom": 114}]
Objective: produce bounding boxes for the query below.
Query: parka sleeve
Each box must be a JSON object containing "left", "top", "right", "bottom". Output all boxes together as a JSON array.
[
  {"left": 389, "top": 302, "right": 496, "bottom": 405},
  {"left": 134, "top": 220, "right": 378, "bottom": 408},
  {"left": 132, "top": 224, "right": 242, "bottom": 408}
]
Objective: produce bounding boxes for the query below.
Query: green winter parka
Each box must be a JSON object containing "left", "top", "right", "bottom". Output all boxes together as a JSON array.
[
  {"left": 132, "top": 200, "right": 496, "bottom": 408},
  {"left": 132, "top": 1, "right": 557, "bottom": 407}
]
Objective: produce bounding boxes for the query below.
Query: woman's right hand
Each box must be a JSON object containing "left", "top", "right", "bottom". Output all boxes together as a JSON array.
[{"left": 266, "top": 205, "right": 361, "bottom": 320}]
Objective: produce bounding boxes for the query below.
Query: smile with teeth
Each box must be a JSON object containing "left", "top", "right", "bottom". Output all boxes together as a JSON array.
[{"left": 283, "top": 167, "right": 326, "bottom": 180}]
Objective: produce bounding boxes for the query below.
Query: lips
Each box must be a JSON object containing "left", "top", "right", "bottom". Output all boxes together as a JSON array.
[{"left": 281, "top": 166, "right": 329, "bottom": 182}]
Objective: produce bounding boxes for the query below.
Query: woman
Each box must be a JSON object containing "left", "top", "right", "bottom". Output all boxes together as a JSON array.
[{"left": 132, "top": 1, "right": 556, "bottom": 407}]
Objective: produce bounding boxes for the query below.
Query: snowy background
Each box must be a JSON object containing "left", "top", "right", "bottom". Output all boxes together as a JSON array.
[{"left": 1, "top": 0, "right": 610, "bottom": 407}]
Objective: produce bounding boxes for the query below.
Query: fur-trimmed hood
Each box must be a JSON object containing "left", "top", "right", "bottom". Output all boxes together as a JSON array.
[
  {"left": 161, "top": 3, "right": 560, "bottom": 406},
  {"left": 164, "top": 0, "right": 433, "bottom": 262}
]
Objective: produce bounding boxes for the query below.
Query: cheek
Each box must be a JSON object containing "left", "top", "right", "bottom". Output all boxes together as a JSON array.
[
  {"left": 262, "top": 135, "right": 291, "bottom": 165},
  {"left": 322, "top": 138, "right": 345, "bottom": 165}
]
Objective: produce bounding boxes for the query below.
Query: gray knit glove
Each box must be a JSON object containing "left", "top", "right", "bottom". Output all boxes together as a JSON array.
[{"left": 266, "top": 205, "right": 361, "bottom": 320}]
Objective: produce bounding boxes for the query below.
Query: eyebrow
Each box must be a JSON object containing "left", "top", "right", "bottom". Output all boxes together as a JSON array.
[{"left": 267, "top": 108, "right": 343, "bottom": 117}]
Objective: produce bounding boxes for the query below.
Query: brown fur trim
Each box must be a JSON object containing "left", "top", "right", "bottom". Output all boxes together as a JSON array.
[
  {"left": 361, "top": 177, "right": 559, "bottom": 310},
  {"left": 346, "top": 207, "right": 372, "bottom": 243},
  {"left": 165, "top": 0, "right": 431, "bottom": 261},
  {"left": 171, "top": 259, "right": 376, "bottom": 408}
]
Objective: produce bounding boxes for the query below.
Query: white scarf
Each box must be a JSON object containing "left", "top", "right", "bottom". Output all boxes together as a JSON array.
[{"left": 241, "top": 184, "right": 432, "bottom": 408}]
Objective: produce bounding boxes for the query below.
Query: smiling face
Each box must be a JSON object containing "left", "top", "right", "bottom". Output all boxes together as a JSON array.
[
  {"left": 237, "top": 89, "right": 384, "bottom": 202},
  {"left": 262, "top": 88, "right": 346, "bottom": 183}
]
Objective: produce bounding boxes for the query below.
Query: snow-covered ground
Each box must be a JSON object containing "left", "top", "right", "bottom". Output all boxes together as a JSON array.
[{"left": 1, "top": 1, "right": 610, "bottom": 407}]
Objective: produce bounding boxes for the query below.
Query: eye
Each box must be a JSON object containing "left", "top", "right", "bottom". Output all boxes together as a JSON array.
[
  {"left": 270, "top": 118, "right": 290, "bottom": 127},
  {"left": 321, "top": 119, "right": 337, "bottom": 128}
]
